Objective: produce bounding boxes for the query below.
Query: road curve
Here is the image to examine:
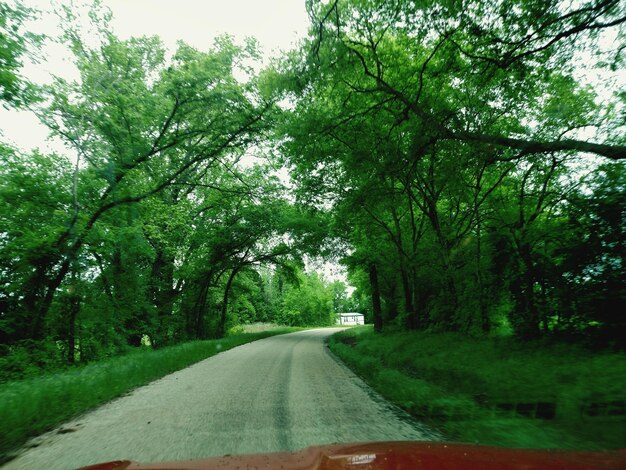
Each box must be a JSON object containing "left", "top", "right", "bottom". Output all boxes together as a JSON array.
[{"left": 3, "top": 328, "right": 438, "bottom": 470}]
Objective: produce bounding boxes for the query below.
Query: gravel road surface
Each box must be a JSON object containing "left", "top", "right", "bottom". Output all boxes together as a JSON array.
[{"left": 3, "top": 328, "right": 437, "bottom": 469}]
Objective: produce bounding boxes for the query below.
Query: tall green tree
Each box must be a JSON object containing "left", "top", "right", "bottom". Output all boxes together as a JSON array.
[
  {"left": 0, "top": 1, "right": 40, "bottom": 107},
  {"left": 276, "top": 0, "right": 624, "bottom": 336},
  {"left": 8, "top": 30, "right": 274, "bottom": 341}
]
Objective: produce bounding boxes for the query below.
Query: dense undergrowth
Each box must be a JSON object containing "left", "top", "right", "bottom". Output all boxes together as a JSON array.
[
  {"left": 0, "top": 327, "right": 300, "bottom": 462},
  {"left": 328, "top": 326, "right": 626, "bottom": 451}
]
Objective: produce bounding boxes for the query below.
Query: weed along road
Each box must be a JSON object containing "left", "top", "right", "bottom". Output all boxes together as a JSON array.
[{"left": 4, "top": 328, "right": 437, "bottom": 470}]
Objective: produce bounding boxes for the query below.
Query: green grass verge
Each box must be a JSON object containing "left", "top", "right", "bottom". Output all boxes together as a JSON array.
[
  {"left": 328, "top": 326, "right": 626, "bottom": 450},
  {"left": 0, "top": 327, "right": 301, "bottom": 461}
]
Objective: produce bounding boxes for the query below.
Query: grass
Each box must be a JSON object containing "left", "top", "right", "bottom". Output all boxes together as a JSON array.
[
  {"left": 328, "top": 326, "right": 626, "bottom": 451},
  {"left": 230, "top": 322, "right": 294, "bottom": 333},
  {"left": 0, "top": 327, "right": 301, "bottom": 462}
]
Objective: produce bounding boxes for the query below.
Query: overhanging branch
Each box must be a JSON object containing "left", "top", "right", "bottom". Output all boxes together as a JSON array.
[{"left": 451, "top": 131, "right": 626, "bottom": 160}]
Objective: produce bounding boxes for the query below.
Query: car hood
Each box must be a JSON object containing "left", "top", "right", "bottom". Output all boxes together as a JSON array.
[{"left": 78, "top": 441, "right": 626, "bottom": 470}]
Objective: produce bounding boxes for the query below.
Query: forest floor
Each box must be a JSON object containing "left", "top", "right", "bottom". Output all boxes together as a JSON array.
[
  {"left": 1, "top": 328, "right": 437, "bottom": 470},
  {"left": 327, "top": 326, "right": 626, "bottom": 451}
]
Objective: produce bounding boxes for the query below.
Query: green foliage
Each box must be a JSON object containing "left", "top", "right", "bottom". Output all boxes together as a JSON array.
[
  {"left": 329, "top": 280, "right": 359, "bottom": 313},
  {"left": 328, "top": 327, "right": 626, "bottom": 450},
  {"left": 276, "top": 270, "right": 335, "bottom": 327},
  {"left": 0, "top": 146, "right": 72, "bottom": 343},
  {"left": 278, "top": 0, "right": 625, "bottom": 338},
  {"left": 0, "top": 10, "right": 310, "bottom": 363},
  {"left": 0, "top": 0, "right": 624, "bottom": 454},
  {"left": 555, "top": 163, "right": 626, "bottom": 338},
  {"left": 0, "top": 1, "right": 41, "bottom": 107},
  {"left": 0, "top": 340, "right": 64, "bottom": 382}
]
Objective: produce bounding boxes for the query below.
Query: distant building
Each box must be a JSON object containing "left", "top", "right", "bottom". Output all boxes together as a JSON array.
[{"left": 337, "top": 312, "right": 365, "bottom": 326}]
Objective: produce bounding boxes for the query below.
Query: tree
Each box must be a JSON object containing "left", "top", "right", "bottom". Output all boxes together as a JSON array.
[
  {"left": 306, "top": 0, "right": 625, "bottom": 160},
  {"left": 558, "top": 162, "right": 626, "bottom": 340},
  {"left": 0, "top": 146, "right": 71, "bottom": 345},
  {"left": 275, "top": 0, "right": 624, "bottom": 336},
  {"left": 6, "top": 29, "right": 274, "bottom": 342},
  {"left": 279, "top": 270, "right": 334, "bottom": 327},
  {"left": 0, "top": 1, "right": 40, "bottom": 107}
]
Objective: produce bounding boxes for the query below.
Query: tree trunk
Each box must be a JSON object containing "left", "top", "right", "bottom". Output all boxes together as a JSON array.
[
  {"left": 517, "top": 243, "right": 541, "bottom": 339},
  {"left": 369, "top": 263, "right": 383, "bottom": 333},
  {"left": 217, "top": 268, "right": 240, "bottom": 338},
  {"left": 67, "top": 290, "right": 79, "bottom": 363},
  {"left": 427, "top": 204, "right": 458, "bottom": 329},
  {"left": 390, "top": 206, "right": 417, "bottom": 329},
  {"left": 190, "top": 279, "right": 210, "bottom": 339},
  {"left": 24, "top": 260, "right": 53, "bottom": 341},
  {"left": 476, "top": 216, "right": 490, "bottom": 333},
  {"left": 148, "top": 248, "right": 176, "bottom": 347},
  {"left": 387, "top": 280, "right": 398, "bottom": 321}
]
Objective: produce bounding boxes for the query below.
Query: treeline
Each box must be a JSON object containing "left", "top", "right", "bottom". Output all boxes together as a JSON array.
[
  {"left": 0, "top": 5, "right": 347, "bottom": 379},
  {"left": 277, "top": 0, "right": 625, "bottom": 341},
  {"left": 1, "top": 131, "right": 346, "bottom": 376},
  {"left": 1, "top": 0, "right": 625, "bottom": 379}
]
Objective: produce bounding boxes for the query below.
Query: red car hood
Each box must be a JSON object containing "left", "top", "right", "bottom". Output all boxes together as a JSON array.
[{"left": 79, "top": 441, "right": 626, "bottom": 470}]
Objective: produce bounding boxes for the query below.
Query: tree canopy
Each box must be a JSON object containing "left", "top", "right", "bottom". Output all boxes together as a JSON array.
[
  {"left": 277, "top": 0, "right": 624, "bottom": 338},
  {"left": 0, "top": 0, "right": 624, "bottom": 378}
]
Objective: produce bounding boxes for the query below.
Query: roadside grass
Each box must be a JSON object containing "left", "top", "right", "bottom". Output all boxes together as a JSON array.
[
  {"left": 328, "top": 326, "right": 626, "bottom": 451},
  {"left": 229, "top": 322, "right": 294, "bottom": 333},
  {"left": 0, "top": 327, "right": 301, "bottom": 462}
]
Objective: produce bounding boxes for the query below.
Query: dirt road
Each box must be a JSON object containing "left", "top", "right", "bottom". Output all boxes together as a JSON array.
[{"left": 3, "top": 328, "right": 437, "bottom": 469}]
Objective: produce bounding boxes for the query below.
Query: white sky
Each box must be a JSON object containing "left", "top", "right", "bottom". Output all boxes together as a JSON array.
[
  {"left": 106, "top": 0, "right": 309, "bottom": 53},
  {"left": 0, "top": 0, "right": 311, "bottom": 152}
]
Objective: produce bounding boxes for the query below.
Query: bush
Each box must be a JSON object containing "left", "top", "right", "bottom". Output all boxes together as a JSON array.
[{"left": 0, "top": 340, "right": 66, "bottom": 382}]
